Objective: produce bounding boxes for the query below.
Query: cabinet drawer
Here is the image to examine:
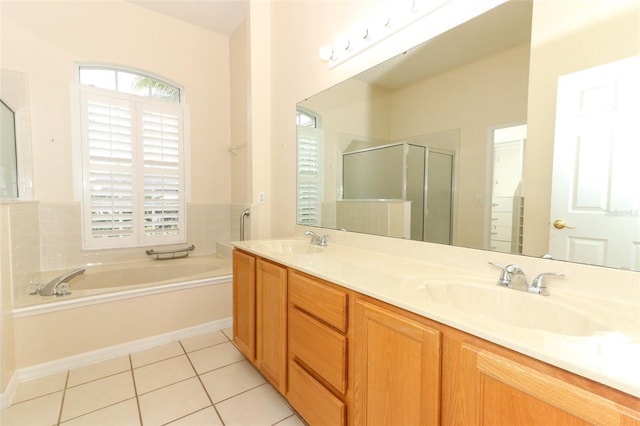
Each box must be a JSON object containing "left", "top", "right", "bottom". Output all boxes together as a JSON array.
[
  {"left": 289, "top": 307, "right": 347, "bottom": 394},
  {"left": 288, "top": 360, "right": 346, "bottom": 426},
  {"left": 289, "top": 270, "right": 348, "bottom": 332}
]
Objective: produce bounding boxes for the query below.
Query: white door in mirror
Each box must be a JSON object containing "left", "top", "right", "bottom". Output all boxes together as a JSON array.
[{"left": 550, "top": 55, "right": 640, "bottom": 270}]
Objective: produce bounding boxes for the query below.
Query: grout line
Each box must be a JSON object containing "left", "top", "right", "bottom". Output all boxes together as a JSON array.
[
  {"left": 179, "top": 340, "right": 226, "bottom": 426},
  {"left": 56, "top": 370, "right": 70, "bottom": 426},
  {"left": 129, "top": 355, "right": 143, "bottom": 426}
]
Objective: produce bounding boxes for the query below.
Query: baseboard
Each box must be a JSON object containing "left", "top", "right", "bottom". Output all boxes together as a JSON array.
[
  {"left": 1, "top": 317, "right": 232, "bottom": 408},
  {"left": 0, "top": 372, "right": 19, "bottom": 409}
]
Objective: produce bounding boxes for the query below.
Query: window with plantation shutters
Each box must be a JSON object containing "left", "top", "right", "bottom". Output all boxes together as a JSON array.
[
  {"left": 78, "top": 81, "right": 187, "bottom": 249},
  {"left": 296, "top": 126, "right": 323, "bottom": 225}
]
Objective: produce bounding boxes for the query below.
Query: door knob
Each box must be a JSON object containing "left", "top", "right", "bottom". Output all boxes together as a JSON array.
[{"left": 553, "top": 219, "right": 575, "bottom": 230}]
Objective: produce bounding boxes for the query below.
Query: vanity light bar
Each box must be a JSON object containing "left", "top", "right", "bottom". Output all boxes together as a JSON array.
[{"left": 319, "top": 0, "right": 452, "bottom": 68}]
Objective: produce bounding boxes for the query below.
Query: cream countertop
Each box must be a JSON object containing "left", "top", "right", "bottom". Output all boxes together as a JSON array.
[{"left": 233, "top": 228, "right": 640, "bottom": 399}]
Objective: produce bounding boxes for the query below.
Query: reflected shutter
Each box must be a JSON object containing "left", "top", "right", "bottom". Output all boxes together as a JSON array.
[{"left": 297, "top": 127, "right": 323, "bottom": 225}]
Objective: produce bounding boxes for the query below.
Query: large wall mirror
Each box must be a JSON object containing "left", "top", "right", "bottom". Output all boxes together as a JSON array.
[{"left": 296, "top": 0, "right": 640, "bottom": 272}]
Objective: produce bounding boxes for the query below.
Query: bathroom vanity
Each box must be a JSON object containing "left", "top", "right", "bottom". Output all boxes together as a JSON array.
[{"left": 232, "top": 238, "right": 640, "bottom": 425}]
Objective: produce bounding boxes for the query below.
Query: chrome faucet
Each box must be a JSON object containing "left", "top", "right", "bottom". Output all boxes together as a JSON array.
[
  {"left": 38, "top": 267, "right": 85, "bottom": 296},
  {"left": 304, "top": 230, "right": 328, "bottom": 246},
  {"left": 489, "top": 262, "right": 563, "bottom": 296}
]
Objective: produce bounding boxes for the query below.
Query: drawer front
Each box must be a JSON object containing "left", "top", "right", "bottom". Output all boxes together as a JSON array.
[
  {"left": 288, "top": 360, "right": 346, "bottom": 426},
  {"left": 289, "top": 270, "right": 348, "bottom": 332},
  {"left": 289, "top": 307, "right": 348, "bottom": 394}
]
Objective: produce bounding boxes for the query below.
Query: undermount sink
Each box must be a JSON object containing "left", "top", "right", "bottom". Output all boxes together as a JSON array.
[
  {"left": 403, "top": 278, "right": 609, "bottom": 336},
  {"left": 255, "top": 240, "right": 324, "bottom": 255}
]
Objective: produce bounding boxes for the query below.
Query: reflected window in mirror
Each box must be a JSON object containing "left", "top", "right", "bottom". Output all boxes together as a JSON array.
[
  {"left": 0, "top": 99, "right": 19, "bottom": 199},
  {"left": 296, "top": 108, "right": 322, "bottom": 225}
]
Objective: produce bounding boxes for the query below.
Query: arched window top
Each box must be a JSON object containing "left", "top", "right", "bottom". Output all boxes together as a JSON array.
[{"left": 78, "top": 65, "right": 181, "bottom": 103}]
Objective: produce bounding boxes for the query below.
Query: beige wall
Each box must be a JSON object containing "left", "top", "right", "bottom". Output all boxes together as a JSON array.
[
  {"left": 523, "top": 0, "right": 640, "bottom": 255},
  {"left": 230, "top": 20, "right": 250, "bottom": 206},
  {"left": 0, "top": 205, "right": 16, "bottom": 393},
  {"left": 1, "top": 0, "right": 231, "bottom": 204}
]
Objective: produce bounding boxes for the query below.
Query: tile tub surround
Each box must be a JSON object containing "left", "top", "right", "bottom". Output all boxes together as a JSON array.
[
  {"left": 6, "top": 201, "right": 246, "bottom": 299},
  {"left": 0, "top": 329, "right": 305, "bottom": 426},
  {"left": 233, "top": 226, "right": 640, "bottom": 399}
]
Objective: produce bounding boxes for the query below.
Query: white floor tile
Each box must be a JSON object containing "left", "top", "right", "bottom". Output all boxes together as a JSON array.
[
  {"left": 131, "top": 341, "right": 185, "bottom": 368},
  {"left": 221, "top": 327, "right": 233, "bottom": 340},
  {"left": 60, "top": 398, "right": 139, "bottom": 425},
  {"left": 138, "top": 377, "right": 211, "bottom": 426},
  {"left": 275, "top": 415, "right": 307, "bottom": 426},
  {"left": 188, "top": 342, "right": 244, "bottom": 374},
  {"left": 11, "top": 371, "right": 67, "bottom": 404},
  {"left": 61, "top": 371, "right": 135, "bottom": 422},
  {"left": 0, "top": 391, "right": 63, "bottom": 426},
  {"left": 134, "top": 355, "right": 195, "bottom": 395},
  {"left": 166, "top": 406, "right": 223, "bottom": 426},
  {"left": 215, "top": 384, "right": 293, "bottom": 426},
  {"left": 181, "top": 331, "right": 229, "bottom": 353},
  {"left": 67, "top": 356, "right": 131, "bottom": 387},
  {"left": 200, "top": 360, "right": 266, "bottom": 403}
]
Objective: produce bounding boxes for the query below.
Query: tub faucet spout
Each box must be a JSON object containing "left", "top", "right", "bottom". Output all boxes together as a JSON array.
[{"left": 39, "top": 267, "right": 85, "bottom": 296}]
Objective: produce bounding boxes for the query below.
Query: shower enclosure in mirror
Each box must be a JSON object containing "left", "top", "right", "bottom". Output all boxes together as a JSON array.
[{"left": 296, "top": 0, "right": 640, "bottom": 271}]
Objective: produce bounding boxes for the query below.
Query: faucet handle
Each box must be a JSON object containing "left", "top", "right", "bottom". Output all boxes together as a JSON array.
[
  {"left": 530, "top": 272, "right": 564, "bottom": 296},
  {"left": 488, "top": 262, "right": 510, "bottom": 286}
]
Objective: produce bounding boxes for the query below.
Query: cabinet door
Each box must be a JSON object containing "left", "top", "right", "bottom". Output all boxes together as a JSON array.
[
  {"left": 233, "top": 250, "right": 255, "bottom": 361},
  {"left": 354, "top": 299, "right": 441, "bottom": 426},
  {"left": 256, "top": 258, "right": 287, "bottom": 394},
  {"left": 442, "top": 334, "right": 640, "bottom": 425}
]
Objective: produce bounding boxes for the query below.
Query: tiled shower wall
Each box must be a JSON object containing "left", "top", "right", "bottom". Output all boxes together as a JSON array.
[{"left": 8, "top": 202, "right": 247, "bottom": 296}]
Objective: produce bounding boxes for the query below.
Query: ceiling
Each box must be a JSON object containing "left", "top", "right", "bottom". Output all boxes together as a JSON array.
[{"left": 127, "top": 0, "right": 247, "bottom": 36}]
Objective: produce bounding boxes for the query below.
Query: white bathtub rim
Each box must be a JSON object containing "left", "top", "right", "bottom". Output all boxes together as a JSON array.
[
  {"left": 13, "top": 274, "right": 232, "bottom": 318},
  {"left": 0, "top": 317, "right": 232, "bottom": 409}
]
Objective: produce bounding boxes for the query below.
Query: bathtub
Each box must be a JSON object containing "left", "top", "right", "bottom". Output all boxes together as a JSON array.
[
  {"left": 14, "top": 254, "right": 233, "bottom": 311},
  {"left": 68, "top": 254, "right": 231, "bottom": 292},
  {"left": 12, "top": 253, "right": 234, "bottom": 372}
]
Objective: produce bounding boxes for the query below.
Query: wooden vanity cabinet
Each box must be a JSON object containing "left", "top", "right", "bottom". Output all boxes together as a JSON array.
[
  {"left": 255, "top": 258, "right": 288, "bottom": 393},
  {"left": 232, "top": 249, "right": 287, "bottom": 394},
  {"left": 232, "top": 249, "right": 256, "bottom": 360},
  {"left": 354, "top": 296, "right": 441, "bottom": 426},
  {"left": 287, "top": 269, "right": 352, "bottom": 426},
  {"left": 234, "top": 250, "right": 640, "bottom": 425},
  {"left": 442, "top": 329, "right": 640, "bottom": 425}
]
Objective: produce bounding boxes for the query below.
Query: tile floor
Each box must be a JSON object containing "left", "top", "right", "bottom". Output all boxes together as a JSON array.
[{"left": 0, "top": 328, "right": 306, "bottom": 426}]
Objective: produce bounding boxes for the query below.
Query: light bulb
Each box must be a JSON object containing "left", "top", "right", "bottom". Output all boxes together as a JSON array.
[{"left": 318, "top": 45, "right": 335, "bottom": 62}]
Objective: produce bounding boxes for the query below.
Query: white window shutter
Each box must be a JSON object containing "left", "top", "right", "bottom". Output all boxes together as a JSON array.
[
  {"left": 81, "top": 91, "right": 137, "bottom": 247},
  {"left": 79, "top": 87, "right": 186, "bottom": 249},
  {"left": 140, "top": 104, "right": 185, "bottom": 244},
  {"left": 297, "top": 127, "right": 323, "bottom": 225}
]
